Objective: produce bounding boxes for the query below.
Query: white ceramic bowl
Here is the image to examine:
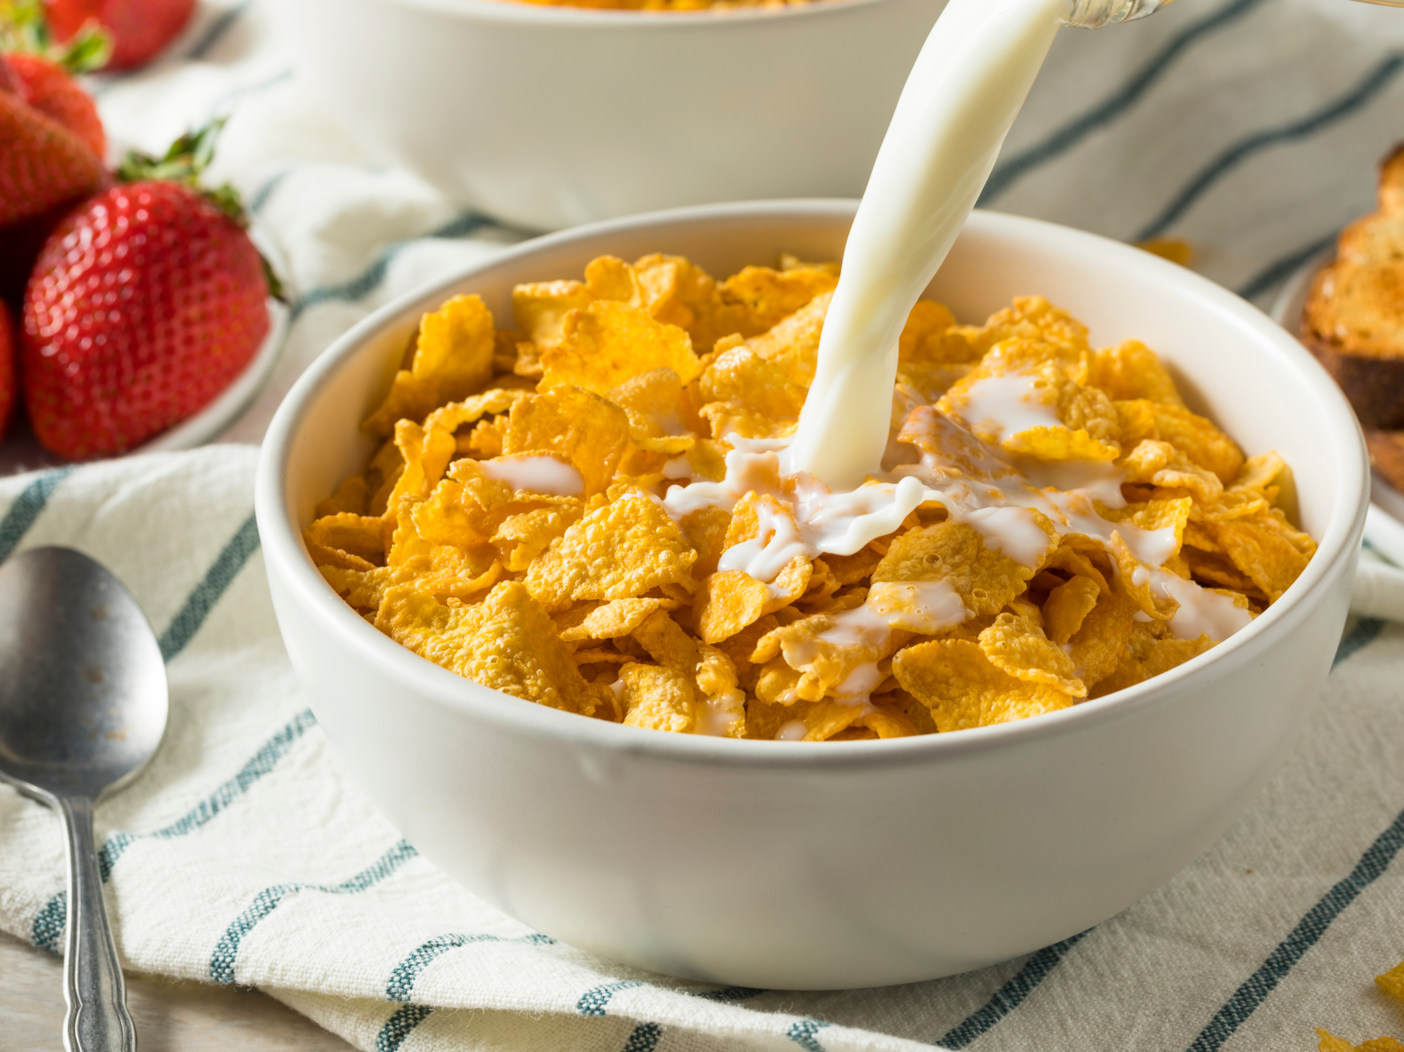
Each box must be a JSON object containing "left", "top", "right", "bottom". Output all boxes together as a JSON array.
[
  {"left": 272, "top": 0, "right": 946, "bottom": 231},
  {"left": 256, "top": 202, "right": 1367, "bottom": 989}
]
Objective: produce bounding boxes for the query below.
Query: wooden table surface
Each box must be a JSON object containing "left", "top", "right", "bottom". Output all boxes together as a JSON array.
[{"left": 0, "top": 930, "right": 355, "bottom": 1050}]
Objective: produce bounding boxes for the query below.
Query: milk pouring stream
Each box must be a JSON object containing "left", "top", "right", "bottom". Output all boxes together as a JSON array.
[{"left": 657, "top": 0, "right": 1256, "bottom": 725}]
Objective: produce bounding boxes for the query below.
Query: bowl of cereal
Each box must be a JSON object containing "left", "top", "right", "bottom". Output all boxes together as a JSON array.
[
  {"left": 255, "top": 201, "right": 1366, "bottom": 988},
  {"left": 273, "top": 0, "right": 946, "bottom": 231}
]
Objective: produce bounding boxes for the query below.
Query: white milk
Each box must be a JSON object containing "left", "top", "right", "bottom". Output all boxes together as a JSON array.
[
  {"left": 788, "top": 0, "right": 1067, "bottom": 489},
  {"left": 480, "top": 454, "right": 584, "bottom": 496}
]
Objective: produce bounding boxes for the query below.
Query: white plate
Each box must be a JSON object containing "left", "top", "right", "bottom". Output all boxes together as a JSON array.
[
  {"left": 0, "top": 296, "right": 288, "bottom": 476},
  {"left": 1268, "top": 244, "right": 1404, "bottom": 566}
]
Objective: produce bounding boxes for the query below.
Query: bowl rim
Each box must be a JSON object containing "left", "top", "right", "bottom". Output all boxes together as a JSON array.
[
  {"left": 255, "top": 199, "right": 1369, "bottom": 771},
  {"left": 382, "top": 0, "right": 898, "bottom": 28}
]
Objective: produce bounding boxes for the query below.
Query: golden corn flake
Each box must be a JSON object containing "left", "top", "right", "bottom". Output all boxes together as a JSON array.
[
  {"left": 1042, "top": 575, "right": 1101, "bottom": 644},
  {"left": 872, "top": 520, "right": 1051, "bottom": 617},
  {"left": 1377, "top": 960, "right": 1404, "bottom": 1001},
  {"left": 893, "top": 639, "right": 1075, "bottom": 733},
  {"left": 1208, "top": 507, "right": 1314, "bottom": 602},
  {"left": 315, "top": 475, "right": 369, "bottom": 518},
  {"left": 1088, "top": 339, "right": 1186, "bottom": 408},
  {"left": 979, "top": 613, "right": 1085, "bottom": 697},
  {"left": 1316, "top": 1031, "right": 1404, "bottom": 1052},
  {"left": 526, "top": 494, "right": 696, "bottom": 609},
  {"left": 304, "top": 512, "right": 385, "bottom": 568},
  {"left": 503, "top": 385, "right": 630, "bottom": 495},
  {"left": 1065, "top": 591, "right": 1138, "bottom": 689},
  {"left": 311, "top": 256, "right": 1313, "bottom": 740},
  {"left": 680, "top": 505, "right": 732, "bottom": 579},
  {"left": 694, "top": 293, "right": 829, "bottom": 423},
  {"left": 493, "top": 504, "right": 585, "bottom": 571},
  {"left": 751, "top": 600, "right": 906, "bottom": 703},
  {"left": 1149, "top": 403, "right": 1244, "bottom": 483},
  {"left": 378, "top": 581, "right": 600, "bottom": 715},
  {"left": 938, "top": 341, "right": 1120, "bottom": 461},
  {"left": 362, "top": 295, "right": 496, "bottom": 436},
  {"left": 618, "top": 662, "right": 699, "bottom": 734},
  {"left": 696, "top": 558, "right": 810, "bottom": 645},
  {"left": 541, "top": 301, "right": 701, "bottom": 393}
]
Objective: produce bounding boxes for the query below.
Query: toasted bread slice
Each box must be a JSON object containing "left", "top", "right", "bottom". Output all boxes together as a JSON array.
[
  {"left": 1366, "top": 428, "right": 1404, "bottom": 493},
  {"left": 1302, "top": 144, "right": 1404, "bottom": 428}
]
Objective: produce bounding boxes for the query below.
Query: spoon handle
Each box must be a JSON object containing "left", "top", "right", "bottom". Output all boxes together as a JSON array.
[{"left": 60, "top": 796, "right": 137, "bottom": 1052}]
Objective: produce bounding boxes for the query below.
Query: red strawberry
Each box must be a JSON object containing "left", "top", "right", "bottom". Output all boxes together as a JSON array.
[
  {"left": 0, "top": 299, "right": 15, "bottom": 438},
  {"left": 6, "top": 52, "right": 104, "bottom": 158},
  {"left": 0, "top": 68, "right": 104, "bottom": 227},
  {"left": 0, "top": 193, "right": 103, "bottom": 310},
  {"left": 22, "top": 127, "right": 273, "bottom": 458},
  {"left": 45, "top": 0, "right": 194, "bottom": 71},
  {"left": 0, "top": 26, "right": 109, "bottom": 305}
]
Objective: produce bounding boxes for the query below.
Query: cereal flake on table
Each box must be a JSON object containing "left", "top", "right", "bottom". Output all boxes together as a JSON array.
[{"left": 307, "top": 252, "right": 1315, "bottom": 741}]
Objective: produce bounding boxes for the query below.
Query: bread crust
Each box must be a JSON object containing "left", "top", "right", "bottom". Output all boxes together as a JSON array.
[
  {"left": 1301, "top": 143, "right": 1404, "bottom": 429},
  {"left": 1366, "top": 428, "right": 1404, "bottom": 493},
  {"left": 1303, "top": 329, "right": 1404, "bottom": 428}
]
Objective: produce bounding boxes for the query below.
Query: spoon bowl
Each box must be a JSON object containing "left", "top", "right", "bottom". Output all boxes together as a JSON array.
[
  {"left": 0, "top": 546, "right": 168, "bottom": 1052},
  {"left": 0, "top": 547, "right": 167, "bottom": 801}
]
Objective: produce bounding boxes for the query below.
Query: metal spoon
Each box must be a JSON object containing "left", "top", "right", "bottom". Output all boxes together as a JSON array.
[{"left": 0, "top": 547, "right": 168, "bottom": 1052}]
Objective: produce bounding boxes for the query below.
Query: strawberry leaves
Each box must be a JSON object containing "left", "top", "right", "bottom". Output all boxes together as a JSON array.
[{"left": 117, "top": 119, "right": 286, "bottom": 300}]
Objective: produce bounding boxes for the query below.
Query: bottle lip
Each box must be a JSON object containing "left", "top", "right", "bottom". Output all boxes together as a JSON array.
[{"left": 1063, "top": 0, "right": 1170, "bottom": 29}]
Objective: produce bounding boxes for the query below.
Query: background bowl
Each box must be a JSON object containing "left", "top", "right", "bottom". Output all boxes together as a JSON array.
[
  {"left": 256, "top": 202, "right": 1367, "bottom": 989},
  {"left": 272, "top": 0, "right": 946, "bottom": 231}
]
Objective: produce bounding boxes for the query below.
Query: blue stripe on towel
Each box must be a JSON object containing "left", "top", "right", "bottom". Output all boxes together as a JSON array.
[
  {"left": 937, "top": 930, "right": 1091, "bottom": 1048},
  {"left": 290, "top": 211, "right": 500, "bottom": 322},
  {"left": 209, "top": 839, "right": 419, "bottom": 984},
  {"left": 29, "top": 894, "right": 68, "bottom": 956},
  {"left": 375, "top": 1003, "right": 435, "bottom": 1052},
  {"left": 981, "top": 0, "right": 1272, "bottom": 204},
  {"left": 0, "top": 468, "right": 73, "bottom": 564},
  {"left": 384, "top": 932, "right": 557, "bottom": 1001},
  {"left": 1334, "top": 618, "right": 1386, "bottom": 670},
  {"left": 186, "top": 1, "right": 252, "bottom": 61},
  {"left": 371, "top": 930, "right": 559, "bottom": 1050},
  {"left": 787, "top": 1019, "right": 833, "bottom": 1051},
  {"left": 1235, "top": 232, "right": 1337, "bottom": 302},
  {"left": 1136, "top": 53, "right": 1404, "bottom": 241},
  {"left": 1185, "top": 804, "right": 1404, "bottom": 1051},
  {"left": 249, "top": 170, "right": 292, "bottom": 216},
  {"left": 578, "top": 981, "right": 648, "bottom": 1017},
  {"left": 160, "top": 512, "right": 261, "bottom": 660},
  {"left": 694, "top": 985, "right": 765, "bottom": 1003},
  {"left": 621, "top": 1022, "right": 664, "bottom": 1052},
  {"left": 201, "top": 70, "right": 294, "bottom": 126}
]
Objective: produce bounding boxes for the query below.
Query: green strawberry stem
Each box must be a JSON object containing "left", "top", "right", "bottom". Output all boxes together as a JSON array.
[
  {"left": 0, "top": 0, "right": 111, "bottom": 72},
  {"left": 118, "top": 119, "right": 287, "bottom": 302}
]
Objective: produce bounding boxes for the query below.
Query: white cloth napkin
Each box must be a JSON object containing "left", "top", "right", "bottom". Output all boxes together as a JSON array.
[
  {"left": 1, "top": 449, "right": 1402, "bottom": 1052},
  {"left": 5, "top": 0, "right": 1404, "bottom": 1049}
]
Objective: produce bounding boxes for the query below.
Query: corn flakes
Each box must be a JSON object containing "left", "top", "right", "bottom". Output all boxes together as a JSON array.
[{"left": 310, "top": 253, "right": 1314, "bottom": 739}]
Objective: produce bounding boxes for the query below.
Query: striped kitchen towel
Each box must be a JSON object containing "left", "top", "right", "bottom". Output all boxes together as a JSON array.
[{"left": 2, "top": 443, "right": 1404, "bottom": 1052}]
